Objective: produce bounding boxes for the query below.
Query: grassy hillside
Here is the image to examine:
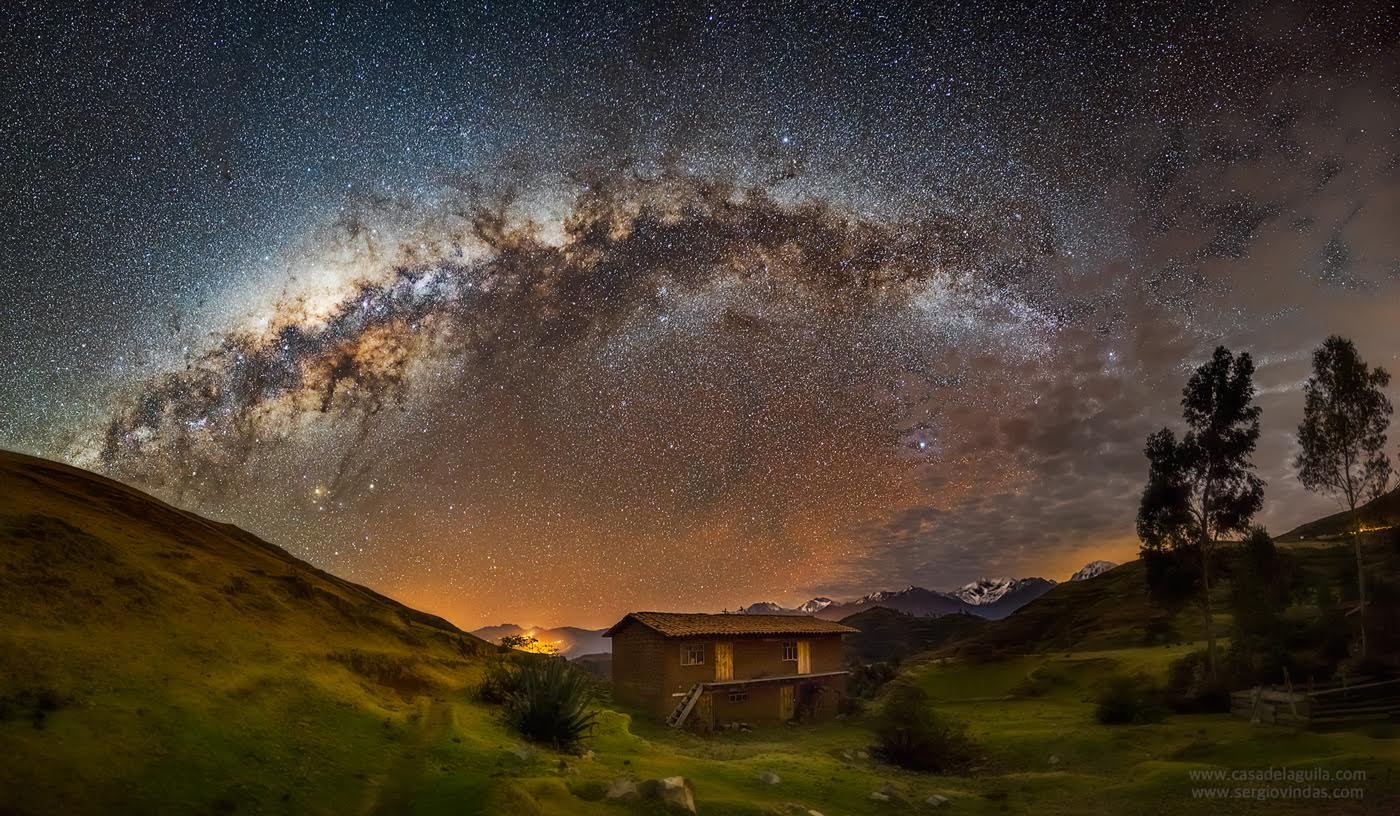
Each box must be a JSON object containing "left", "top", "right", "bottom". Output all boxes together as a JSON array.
[
  {"left": 948, "top": 540, "right": 1399, "bottom": 658},
  {"left": 902, "top": 646, "right": 1399, "bottom": 814},
  {"left": 0, "top": 450, "right": 499, "bottom": 813},
  {"left": 939, "top": 558, "right": 1197, "bottom": 655},
  {"left": 1278, "top": 488, "right": 1400, "bottom": 542},
  {"left": 839, "top": 607, "right": 986, "bottom": 663}
]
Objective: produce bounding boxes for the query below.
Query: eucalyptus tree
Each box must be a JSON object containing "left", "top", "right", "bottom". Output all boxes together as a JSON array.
[
  {"left": 1138, "top": 346, "right": 1265, "bottom": 678},
  {"left": 1295, "top": 336, "right": 1393, "bottom": 657}
]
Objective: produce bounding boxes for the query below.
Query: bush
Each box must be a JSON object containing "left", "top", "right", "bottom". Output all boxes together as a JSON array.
[
  {"left": 1140, "top": 617, "right": 1178, "bottom": 646},
  {"left": 501, "top": 658, "right": 597, "bottom": 751},
  {"left": 847, "top": 659, "right": 899, "bottom": 700},
  {"left": 475, "top": 658, "right": 521, "bottom": 704},
  {"left": 1012, "top": 664, "right": 1072, "bottom": 698},
  {"left": 1164, "top": 650, "right": 1231, "bottom": 713},
  {"left": 1095, "top": 672, "right": 1168, "bottom": 724},
  {"left": 0, "top": 687, "right": 69, "bottom": 729},
  {"left": 872, "top": 682, "right": 974, "bottom": 771}
]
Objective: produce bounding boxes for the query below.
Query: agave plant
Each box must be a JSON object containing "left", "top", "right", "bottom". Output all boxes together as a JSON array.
[{"left": 503, "top": 657, "right": 598, "bottom": 750}]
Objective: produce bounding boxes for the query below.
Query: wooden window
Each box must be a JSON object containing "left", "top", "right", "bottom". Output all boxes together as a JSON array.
[
  {"left": 680, "top": 643, "right": 705, "bottom": 666},
  {"left": 728, "top": 690, "right": 748, "bottom": 703},
  {"left": 781, "top": 641, "right": 798, "bottom": 661}
]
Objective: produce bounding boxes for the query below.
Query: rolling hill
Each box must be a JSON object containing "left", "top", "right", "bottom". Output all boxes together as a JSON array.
[
  {"left": 836, "top": 607, "right": 986, "bottom": 664},
  {"left": 943, "top": 537, "right": 1400, "bottom": 658},
  {"left": 0, "top": 450, "right": 508, "bottom": 813},
  {"left": 1277, "top": 487, "right": 1400, "bottom": 542}
]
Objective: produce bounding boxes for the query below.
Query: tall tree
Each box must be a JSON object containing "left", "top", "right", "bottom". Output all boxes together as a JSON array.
[
  {"left": 1138, "top": 346, "right": 1265, "bottom": 678},
  {"left": 1294, "top": 336, "right": 1392, "bottom": 658}
]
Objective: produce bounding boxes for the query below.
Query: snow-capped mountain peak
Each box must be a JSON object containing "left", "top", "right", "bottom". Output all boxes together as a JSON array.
[
  {"left": 952, "top": 577, "right": 1020, "bottom": 605},
  {"left": 735, "top": 601, "right": 786, "bottom": 614},
  {"left": 1070, "top": 560, "right": 1118, "bottom": 581},
  {"left": 797, "top": 597, "right": 834, "bottom": 613},
  {"left": 861, "top": 585, "right": 920, "bottom": 603}
]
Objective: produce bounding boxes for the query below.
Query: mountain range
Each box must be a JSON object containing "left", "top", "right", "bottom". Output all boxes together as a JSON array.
[
  {"left": 731, "top": 563, "right": 1117, "bottom": 622},
  {"left": 480, "top": 561, "right": 1121, "bottom": 657}
]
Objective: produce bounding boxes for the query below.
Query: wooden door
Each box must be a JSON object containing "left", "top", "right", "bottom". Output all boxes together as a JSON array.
[
  {"left": 796, "top": 640, "right": 812, "bottom": 675},
  {"left": 779, "top": 685, "right": 795, "bottom": 720},
  {"left": 714, "top": 641, "right": 734, "bottom": 681},
  {"left": 695, "top": 692, "right": 714, "bottom": 732}
]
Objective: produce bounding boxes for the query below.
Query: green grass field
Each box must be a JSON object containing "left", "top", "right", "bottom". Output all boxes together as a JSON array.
[{"left": 13, "top": 628, "right": 1397, "bottom": 815}]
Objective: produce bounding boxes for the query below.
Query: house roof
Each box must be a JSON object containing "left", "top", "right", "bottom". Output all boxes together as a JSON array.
[{"left": 603, "top": 611, "right": 858, "bottom": 638}]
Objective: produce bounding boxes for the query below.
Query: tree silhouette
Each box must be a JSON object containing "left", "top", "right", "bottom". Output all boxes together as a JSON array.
[
  {"left": 1295, "top": 335, "right": 1392, "bottom": 658},
  {"left": 1138, "top": 346, "right": 1265, "bottom": 679}
]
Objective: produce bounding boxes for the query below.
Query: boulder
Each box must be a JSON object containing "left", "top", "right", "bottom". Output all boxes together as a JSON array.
[
  {"left": 605, "top": 777, "right": 639, "bottom": 801},
  {"left": 870, "top": 791, "right": 891, "bottom": 802},
  {"left": 926, "top": 794, "right": 950, "bottom": 807},
  {"left": 1048, "top": 754, "right": 1061, "bottom": 766},
  {"left": 640, "top": 776, "right": 696, "bottom": 813},
  {"left": 759, "top": 771, "right": 782, "bottom": 785}
]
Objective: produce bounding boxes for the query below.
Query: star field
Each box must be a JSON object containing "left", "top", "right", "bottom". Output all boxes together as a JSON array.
[{"left": 3, "top": 1, "right": 1399, "bottom": 627}]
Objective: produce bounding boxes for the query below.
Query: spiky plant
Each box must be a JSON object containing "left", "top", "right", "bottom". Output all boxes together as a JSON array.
[{"left": 503, "top": 658, "right": 597, "bottom": 751}]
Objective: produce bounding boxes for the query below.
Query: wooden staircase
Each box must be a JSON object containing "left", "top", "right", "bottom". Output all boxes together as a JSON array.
[{"left": 667, "top": 683, "right": 704, "bottom": 728}]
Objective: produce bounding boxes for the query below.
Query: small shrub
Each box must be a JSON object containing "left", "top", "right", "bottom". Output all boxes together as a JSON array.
[
  {"left": 847, "top": 659, "right": 898, "bottom": 700},
  {"left": 476, "top": 658, "right": 521, "bottom": 704},
  {"left": 1164, "top": 650, "right": 1231, "bottom": 713},
  {"left": 1095, "top": 672, "right": 1168, "bottom": 724},
  {"left": 0, "top": 687, "right": 69, "bottom": 729},
  {"left": 501, "top": 658, "right": 597, "bottom": 751},
  {"left": 1012, "top": 664, "right": 1072, "bottom": 698},
  {"left": 1140, "top": 617, "right": 1178, "bottom": 646},
  {"left": 794, "top": 680, "right": 827, "bottom": 720},
  {"left": 872, "top": 682, "right": 974, "bottom": 771}
]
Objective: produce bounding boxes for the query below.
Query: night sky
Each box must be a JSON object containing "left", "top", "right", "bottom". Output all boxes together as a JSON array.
[{"left": 4, "top": 1, "right": 1399, "bottom": 628}]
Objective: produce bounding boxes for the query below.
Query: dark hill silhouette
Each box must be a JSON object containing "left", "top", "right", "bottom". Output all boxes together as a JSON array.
[{"left": 1278, "top": 487, "right": 1400, "bottom": 542}]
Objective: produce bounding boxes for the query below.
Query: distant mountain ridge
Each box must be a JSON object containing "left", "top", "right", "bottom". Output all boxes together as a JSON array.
[
  {"left": 732, "top": 562, "right": 1113, "bottom": 622},
  {"left": 483, "top": 561, "right": 1117, "bottom": 655},
  {"left": 468, "top": 623, "right": 609, "bottom": 658},
  {"left": 1070, "top": 560, "right": 1118, "bottom": 581}
]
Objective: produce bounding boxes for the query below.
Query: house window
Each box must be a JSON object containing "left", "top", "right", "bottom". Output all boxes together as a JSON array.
[
  {"left": 681, "top": 643, "right": 705, "bottom": 666},
  {"left": 728, "top": 690, "right": 749, "bottom": 703},
  {"left": 781, "top": 641, "right": 798, "bottom": 662}
]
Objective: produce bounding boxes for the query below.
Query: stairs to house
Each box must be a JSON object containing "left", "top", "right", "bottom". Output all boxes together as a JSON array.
[{"left": 667, "top": 683, "right": 704, "bottom": 728}]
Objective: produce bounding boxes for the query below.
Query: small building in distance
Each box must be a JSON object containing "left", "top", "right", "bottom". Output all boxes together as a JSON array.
[{"left": 603, "top": 611, "right": 857, "bottom": 730}]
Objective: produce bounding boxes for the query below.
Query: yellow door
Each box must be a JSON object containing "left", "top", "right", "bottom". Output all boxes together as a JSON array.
[
  {"left": 715, "top": 641, "right": 733, "bottom": 681},
  {"left": 779, "top": 685, "right": 795, "bottom": 720},
  {"left": 796, "top": 640, "right": 812, "bottom": 675}
]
